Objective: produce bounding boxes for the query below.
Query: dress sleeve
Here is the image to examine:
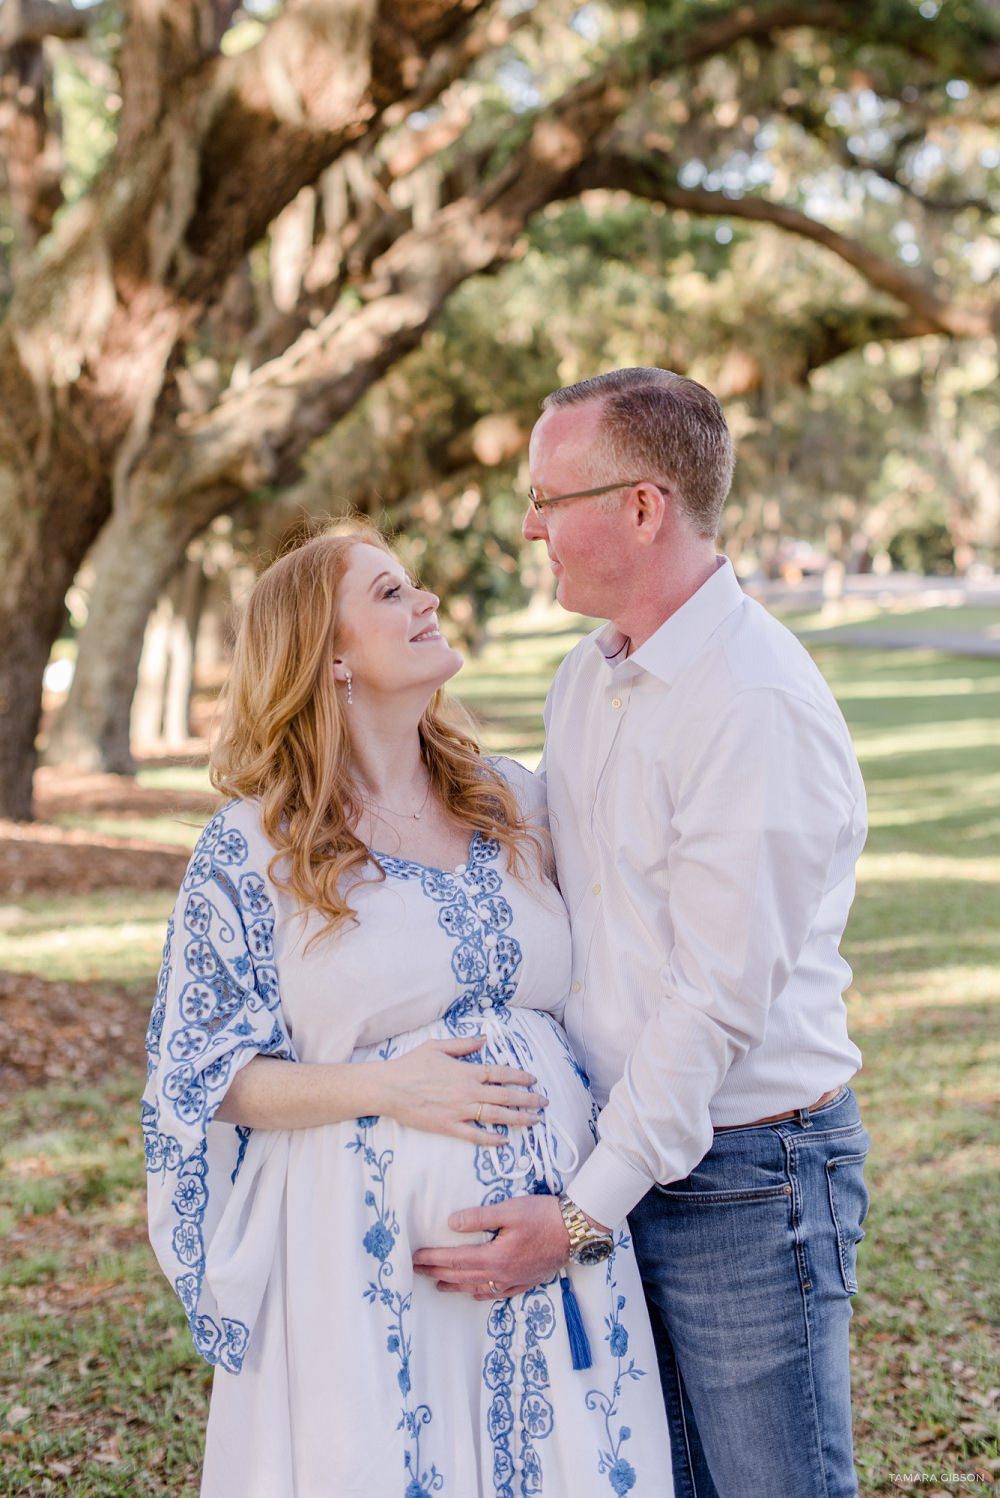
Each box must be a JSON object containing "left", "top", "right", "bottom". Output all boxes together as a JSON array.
[{"left": 140, "top": 803, "right": 297, "bottom": 1372}]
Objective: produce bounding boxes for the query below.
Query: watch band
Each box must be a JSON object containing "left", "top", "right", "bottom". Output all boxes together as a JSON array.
[{"left": 558, "top": 1194, "right": 613, "bottom": 1262}]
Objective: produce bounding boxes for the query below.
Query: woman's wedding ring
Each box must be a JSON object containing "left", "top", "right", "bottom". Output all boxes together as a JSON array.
[
  {"left": 475, "top": 1102, "right": 484, "bottom": 1124},
  {"left": 488, "top": 1280, "right": 500, "bottom": 1295}
]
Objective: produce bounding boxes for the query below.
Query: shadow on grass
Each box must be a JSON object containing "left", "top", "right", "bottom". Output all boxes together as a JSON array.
[{"left": 847, "top": 879, "right": 1000, "bottom": 973}]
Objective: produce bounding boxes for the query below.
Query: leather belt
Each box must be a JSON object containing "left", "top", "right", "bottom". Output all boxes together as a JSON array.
[{"left": 713, "top": 1085, "right": 843, "bottom": 1132}]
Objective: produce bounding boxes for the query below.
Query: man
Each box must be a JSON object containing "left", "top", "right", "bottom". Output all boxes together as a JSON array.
[{"left": 414, "top": 368, "right": 871, "bottom": 1498}]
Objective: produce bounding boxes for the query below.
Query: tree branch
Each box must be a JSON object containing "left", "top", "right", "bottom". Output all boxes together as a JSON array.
[
  {"left": 129, "top": 0, "right": 1000, "bottom": 513},
  {"left": 115, "top": 1, "right": 241, "bottom": 154},
  {"left": 130, "top": 64, "right": 633, "bottom": 511},
  {"left": 0, "top": 34, "right": 62, "bottom": 251},
  {"left": 0, "top": 0, "right": 107, "bottom": 45},
  {"left": 569, "top": 149, "right": 997, "bottom": 340},
  {"left": 779, "top": 101, "right": 996, "bottom": 217}
]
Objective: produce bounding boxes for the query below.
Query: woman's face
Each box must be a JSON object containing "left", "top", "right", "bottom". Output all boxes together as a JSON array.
[{"left": 333, "top": 543, "right": 463, "bottom": 703}]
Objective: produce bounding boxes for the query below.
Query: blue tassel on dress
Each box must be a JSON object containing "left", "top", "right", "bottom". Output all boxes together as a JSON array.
[{"left": 559, "top": 1272, "right": 592, "bottom": 1370}]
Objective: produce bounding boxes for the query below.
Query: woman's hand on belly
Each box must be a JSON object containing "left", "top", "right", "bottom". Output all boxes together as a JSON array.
[{"left": 369, "top": 1032, "right": 549, "bottom": 1146}]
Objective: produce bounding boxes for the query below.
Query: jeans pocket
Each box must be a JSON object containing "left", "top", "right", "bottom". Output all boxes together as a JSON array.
[
  {"left": 826, "top": 1151, "right": 870, "bottom": 1294},
  {"left": 652, "top": 1182, "right": 793, "bottom": 1205}
]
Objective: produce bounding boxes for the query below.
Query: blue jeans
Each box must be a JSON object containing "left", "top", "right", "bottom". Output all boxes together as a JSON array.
[{"left": 627, "top": 1086, "right": 870, "bottom": 1498}]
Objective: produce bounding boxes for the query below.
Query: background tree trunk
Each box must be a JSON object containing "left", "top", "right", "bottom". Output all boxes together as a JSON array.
[
  {"left": 163, "top": 557, "right": 207, "bottom": 746},
  {"left": 3, "top": 0, "right": 998, "bottom": 815},
  {"left": 0, "top": 0, "right": 486, "bottom": 816},
  {"left": 0, "top": 336, "right": 111, "bottom": 816},
  {"left": 131, "top": 595, "right": 173, "bottom": 755},
  {"left": 44, "top": 503, "right": 208, "bottom": 773}
]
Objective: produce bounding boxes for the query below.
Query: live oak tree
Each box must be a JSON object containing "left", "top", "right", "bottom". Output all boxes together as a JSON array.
[{"left": 1, "top": 0, "right": 997, "bottom": 814}]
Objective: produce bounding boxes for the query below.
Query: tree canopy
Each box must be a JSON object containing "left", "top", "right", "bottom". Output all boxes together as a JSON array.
[{"left": 0, "top": 0, "right": 997, "bottom": 816}]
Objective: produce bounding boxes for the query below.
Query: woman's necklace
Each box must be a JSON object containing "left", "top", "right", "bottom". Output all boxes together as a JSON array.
[{"left": 360, "top": 774, "right": 433, "bottom": 822}]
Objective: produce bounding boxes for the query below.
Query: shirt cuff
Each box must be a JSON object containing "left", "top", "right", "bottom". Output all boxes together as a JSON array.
[{"left": 566, "top": 1143, "right": 654, "bottom": 1230}]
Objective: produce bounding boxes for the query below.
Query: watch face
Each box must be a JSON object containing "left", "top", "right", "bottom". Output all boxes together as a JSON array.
[{"left": 575, "top": 1239, "right": 614, "bottom": 1265}]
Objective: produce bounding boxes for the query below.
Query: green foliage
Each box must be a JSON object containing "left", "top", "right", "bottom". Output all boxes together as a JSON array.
[
  {"left": 888, "top": 518, "right": 956, "bottom": 575},
  {"left": 50, "top": 8, "right": 124, "bottom": 206},
  {"left": 0, "top": 890, "right": 175, "bottom": 986}
]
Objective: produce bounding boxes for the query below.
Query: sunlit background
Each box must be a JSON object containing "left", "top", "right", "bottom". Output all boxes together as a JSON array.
[{"left": 0, "top": 1, "right": 997, "bottom": 1492}]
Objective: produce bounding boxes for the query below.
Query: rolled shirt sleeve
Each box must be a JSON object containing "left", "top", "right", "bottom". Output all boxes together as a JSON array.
[{"left": 568, "top": 685, "right": 861, "bottom": 1229}]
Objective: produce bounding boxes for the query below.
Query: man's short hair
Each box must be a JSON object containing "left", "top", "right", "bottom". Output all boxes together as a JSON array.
[{"left": 541, "top": 368, "right": 734, "bottom": 538}]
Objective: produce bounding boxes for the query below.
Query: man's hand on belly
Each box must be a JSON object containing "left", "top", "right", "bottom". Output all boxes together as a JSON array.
[{"left": 412, "top": 1197, "right": 572, "bottom": 1300}]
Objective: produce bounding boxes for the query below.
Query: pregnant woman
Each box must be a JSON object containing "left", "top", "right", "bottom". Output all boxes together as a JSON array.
[{"left": 142, "top": 525, "right": 672, "bottom": 1497}]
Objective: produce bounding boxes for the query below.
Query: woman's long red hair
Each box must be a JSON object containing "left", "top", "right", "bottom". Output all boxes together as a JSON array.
[{"left": 209, "top": 522, "right": 544, "bottom": 942}]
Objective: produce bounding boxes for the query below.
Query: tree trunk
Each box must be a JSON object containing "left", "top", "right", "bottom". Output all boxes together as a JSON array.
[
  {"left": 0, "top": 499, "right": 109, "bottom": 819},
  {"left": 194, "top": 574, "right": 232, "bottom": 678},
  {"left": 0, "top": 585, "right": 68, "bottom": 821},
  {"left": 132, "top": 595, "right": 174, "bottom": 755},
  {"left": 163, "top": 557, "right": 206, "bottom": 745},
  {"left": 45, "top": 503, "right": 207, "bottom": 774},
  {"left": 0, "top": 332, "right": 112, "bottom": 817},
  {"left": 0, "top": 2, "right": 486, "bottom": 816}
]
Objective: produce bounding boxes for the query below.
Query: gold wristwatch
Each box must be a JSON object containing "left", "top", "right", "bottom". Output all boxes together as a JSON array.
[{"left": 558, "top": 1194, "right": 614, "bottom": 1265}]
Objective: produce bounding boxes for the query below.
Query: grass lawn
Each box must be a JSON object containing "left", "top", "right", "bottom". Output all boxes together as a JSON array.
[
  {"left": 0, "top": 890, "right": 175, "bottom": 988},
  {"left": 47, "top": 815, "right": 205, "bottom": 850},
  {"left": 775, "top": 602, "right": 1000, "bottom": 639},
  {"left": 1, "top": 627, "right": 998, "bottom": 1495}
]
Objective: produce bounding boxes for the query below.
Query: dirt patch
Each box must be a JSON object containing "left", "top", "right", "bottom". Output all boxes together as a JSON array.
[
  {"left": 0, "top": 762, "right": 215, "bottom": 897},
  {"left": 0, "top": 820, "right": 190, "bottom": 896},
  {"left": 33, "top": 764, "right": 215, "bottom": 821},
  {"left": 0, "top": 969, "right": 150, "bottom": 1094}
]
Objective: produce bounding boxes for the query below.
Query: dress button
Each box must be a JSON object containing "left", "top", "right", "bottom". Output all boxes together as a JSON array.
[
  {"left": 454, "top": 863, "right": 466, "bottom": 874},
  {"left": 592, "top": 882, "right": 601, "bottom": 896},
  {"left": 611, "top": 696, "right": 622, "bottom": 709},
  {"left": 571, "top": 981, "right": 581, "bottom": 994}
]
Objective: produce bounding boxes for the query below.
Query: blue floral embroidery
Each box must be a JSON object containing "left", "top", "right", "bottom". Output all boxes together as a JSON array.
[
  {"left": 483, "top": 1300, "right": 516, "bottom": 1494},
  {"left": 482, "top": 1286, "right": 556, "bottom": 1498},
  {"left": 349, "top": 1116, "right": 443, "bottom": 1494},
  {"left": 366, "top": 832, "right": 568, "bottom": 1493},
  {"left": 543, "top": 1013, "right": 600, "bottom": 1144},
  {"left": 142, "top": 804, "right": 295, "bottom": 1372},
  {"left": 585, "top": 1232, "right": 647, "bottom": 1494}
]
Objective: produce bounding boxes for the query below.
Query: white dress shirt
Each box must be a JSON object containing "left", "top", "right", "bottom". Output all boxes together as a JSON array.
[{"left": 541, "top": 557, "right": 867, "bottom": 1230}]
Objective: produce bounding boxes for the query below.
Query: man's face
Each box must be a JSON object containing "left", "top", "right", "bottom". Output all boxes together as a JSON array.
[{"left": 522, "top": 402, "right": 634, "bottom": 619}]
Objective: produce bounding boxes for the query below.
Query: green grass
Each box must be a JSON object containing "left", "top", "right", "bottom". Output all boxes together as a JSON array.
[
  {"left": 49, "top": 813, "right": 205, "bottom": 849},
  {"left": 776, "top": 602, "right": 1000, "bottom": 638},
  {"left": 2, "top": 628, "right": 998, "bottom": 1493},
  {"left": 135, "top": 765, "right": 214, "bottom": 795},
  {"left": 0, "top": 890, "right": 174, "bottom": 986}
]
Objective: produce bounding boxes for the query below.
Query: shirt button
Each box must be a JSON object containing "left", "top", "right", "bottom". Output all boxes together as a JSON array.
[
  {"left": 611, "top": 696, "right": 622, "bottom": 709},
  {"left": 592, "top": 882, "right": 601, "bottom": 896},
  {"left": 571, "top": 981, "right": 581, "bottom": 993}
]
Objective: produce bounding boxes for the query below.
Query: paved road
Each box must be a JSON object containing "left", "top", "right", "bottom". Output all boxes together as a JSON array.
[{"left": 797, "top": 628, "right": 1000, "bottom": 659}]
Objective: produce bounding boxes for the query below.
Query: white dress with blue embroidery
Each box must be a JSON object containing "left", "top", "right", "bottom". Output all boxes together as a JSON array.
[{"left": 142, "top": 761, "right": 673, "bottom": 1498}]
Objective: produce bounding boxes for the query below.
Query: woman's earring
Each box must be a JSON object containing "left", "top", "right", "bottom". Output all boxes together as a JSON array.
[{"left": 345, "top": 668, "right": 353, "bottom": 706}]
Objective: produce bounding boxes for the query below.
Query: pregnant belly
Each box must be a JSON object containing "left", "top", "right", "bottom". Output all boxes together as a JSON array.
[{"left": 342, "top": 1009, "right": 598, "bottom": 1252}]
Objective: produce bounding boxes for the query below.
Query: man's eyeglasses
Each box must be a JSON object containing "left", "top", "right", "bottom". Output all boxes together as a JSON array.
[{"left": 527, "top": 480, "right": 667, "bottom": 514}]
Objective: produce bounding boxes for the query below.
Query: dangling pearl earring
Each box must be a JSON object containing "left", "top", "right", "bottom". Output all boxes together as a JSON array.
[{"left": 345, "top": 668, "right": 353, "bottom": 706}]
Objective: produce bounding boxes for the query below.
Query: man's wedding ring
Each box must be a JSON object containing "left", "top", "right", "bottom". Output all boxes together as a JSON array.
[{"left": 488, "top": 1280, "right": 500, "bottom": 1295}]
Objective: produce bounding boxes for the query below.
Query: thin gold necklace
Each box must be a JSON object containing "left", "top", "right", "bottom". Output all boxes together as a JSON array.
[{"left": 360, "top": 775, "right": 433, "bottom": 822}]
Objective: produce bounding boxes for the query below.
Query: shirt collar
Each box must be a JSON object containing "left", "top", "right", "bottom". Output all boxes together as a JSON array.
[{"left": 592, "top": 556, "right": 745, "bottom": 685}]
